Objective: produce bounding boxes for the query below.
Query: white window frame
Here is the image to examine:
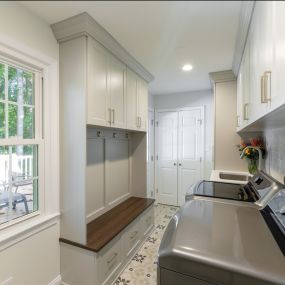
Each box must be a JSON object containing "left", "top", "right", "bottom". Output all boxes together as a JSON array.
[
  {"left": 0, "top": 57, "right": 43, "bottom": 229},
  {"left": 0, "top": 35, "right": 59, "bottom": 240}
]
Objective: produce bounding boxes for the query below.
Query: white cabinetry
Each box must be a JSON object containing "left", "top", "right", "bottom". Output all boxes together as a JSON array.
[
  {"left": 126, "top": 68, "right": 148, "bottom": 131},
  {"left": 237, "top": 1, "right": 285, "bottom": 132},
  {"left": 88, "top": 38, "right": 126, "bottom": 128},
  {"left": 271, "top": 1, "right": 285, "bottom": 111}
]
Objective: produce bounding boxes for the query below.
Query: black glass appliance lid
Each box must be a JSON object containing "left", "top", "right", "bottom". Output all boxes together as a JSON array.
[{"left": 195, "top": 181, "right": 257, "bottom": 202}]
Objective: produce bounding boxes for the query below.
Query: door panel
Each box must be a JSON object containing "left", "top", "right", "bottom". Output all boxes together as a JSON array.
[
  {"left": 87, "top": 38, "right": 110, "bottom": 126},
  {"left": 110, "top": 55, "right": 126, "bottom": 128},
  {"left": 147, "top": 110, "right": 155, "bottom": 198},
  {"left": 156, "top": 111, "right": 178, "bottom": 206},
  {"left": 178, "top": 109, "right": 202, "bottom": 206}
]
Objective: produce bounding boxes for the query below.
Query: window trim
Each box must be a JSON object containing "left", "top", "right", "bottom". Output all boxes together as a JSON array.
[{"left": 0, "top": 33, "right": 59, "bottom": 235}]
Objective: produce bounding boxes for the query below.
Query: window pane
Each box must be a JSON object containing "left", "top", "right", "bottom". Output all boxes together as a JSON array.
[
  {"left": 23, "top": 106, "right": 34, "bottom": 139},
  {"left": 8, "top": 66, "right": 18, "bottom": 103},
  {"left": 23, "top": 71, "right": 34, "bottom": 105},
  {"left": 0, "top": 102, "right": 5, "bottom": 138},
  {"left": 8, "top": 66, "right": 35, "bottom": 105},
  {"left": 8, "top": 104, "right": 17, "bottom": 137},
  {"left": 0, "top": 63, "right": 4, "bottom": 100},
  {"left": 8, "top": 104, "right": 35, "bottom": 139},
  {"left": 0, "top": 145, "right": 38, "bottom": 225}
]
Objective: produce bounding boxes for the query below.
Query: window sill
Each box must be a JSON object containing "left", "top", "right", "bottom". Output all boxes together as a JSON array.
[{"left": 0, "top": 212, "right": 60, "bottom": 251}]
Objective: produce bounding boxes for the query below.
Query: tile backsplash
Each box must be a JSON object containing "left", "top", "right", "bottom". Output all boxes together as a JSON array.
[{"left": 264, "top": 128, "right": 285, "bottom": 184}]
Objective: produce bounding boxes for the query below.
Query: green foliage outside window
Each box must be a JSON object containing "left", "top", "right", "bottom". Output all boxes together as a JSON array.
[{"left": 0, "top": 63, "right": 35, "bottom": 155}]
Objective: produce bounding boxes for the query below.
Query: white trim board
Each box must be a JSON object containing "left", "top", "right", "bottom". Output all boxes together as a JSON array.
[{"left": 51, "top": 12, "right": 154, "bottom": 83}]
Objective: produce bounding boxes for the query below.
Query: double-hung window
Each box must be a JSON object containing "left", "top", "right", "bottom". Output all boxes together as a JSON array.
[{"left": 0, "top": 58, "right": 42, "bottom": 226}]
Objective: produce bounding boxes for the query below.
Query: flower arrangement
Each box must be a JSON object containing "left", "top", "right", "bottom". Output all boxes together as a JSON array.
[{"left": 237, "top": 137, "right": 266, "bottom": 174}]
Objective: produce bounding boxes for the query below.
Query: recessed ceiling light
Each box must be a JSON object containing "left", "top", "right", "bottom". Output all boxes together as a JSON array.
[{"left": 182, "top": 64, "right": 193, "bottom": 71}]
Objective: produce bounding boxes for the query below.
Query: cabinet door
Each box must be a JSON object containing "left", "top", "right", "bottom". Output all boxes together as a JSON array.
[
  {"left": 242, "top": 41, "right": 250, "bottom": 125},
  {"left": 87, "top": 38, "right": 110, "bottom": 126},
  {"left": 126, "top": 68, "right": 138, "bottom": 130},
  {"left": 137, "top": 78, "right": 148, "bottom": 131},
  {"left": 109, "top": 55, "right": 126, "bottom": 128},
  {"left": 236, "top": 66, "right": 243, "bottom": 130},
  {"left": 271, "top": 1, "right": 285, "bottom": 110},
  {"left": 249, "top": 2, "right": 273, "bottom": 121}
]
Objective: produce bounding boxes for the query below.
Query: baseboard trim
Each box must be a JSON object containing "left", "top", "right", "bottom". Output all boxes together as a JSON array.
[{"left": 48, "top": 275, "right": 62, "bottom": 285}]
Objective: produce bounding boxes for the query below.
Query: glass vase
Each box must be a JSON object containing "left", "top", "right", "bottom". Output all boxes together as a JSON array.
[{"left": 248, "top": 159, "right": 258, "bottom": 174}]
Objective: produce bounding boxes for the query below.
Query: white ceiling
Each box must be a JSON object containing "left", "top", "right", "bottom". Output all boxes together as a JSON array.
[{"left": 20, "top": 1, "right": 241, "bottom": 95}]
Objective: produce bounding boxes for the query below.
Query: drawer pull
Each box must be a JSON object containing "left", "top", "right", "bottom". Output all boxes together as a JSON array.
[
  {"left": 107, "top": 252, "right": 118, "bottom": 265},
  {"left": 130, "top": 231, "right": 138, "bottom": 239}
]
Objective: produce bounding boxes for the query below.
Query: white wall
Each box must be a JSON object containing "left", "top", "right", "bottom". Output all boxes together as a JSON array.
[
  {"left": 0, "top": 2, "right": 60, "bottom": 285},
  {"left": 214, "top": 81, "right": 247, "bottom": 172},
  {"left": 154, "top": 89, "right": 214, "bottom": 179}
]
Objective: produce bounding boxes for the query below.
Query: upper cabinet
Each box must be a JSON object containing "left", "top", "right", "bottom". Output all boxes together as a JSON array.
[
  {"left": 237, "top": 1, "right": 285, "bottom": 132},
  {"left": 87, "top": 37, "right": 148, "bottom": 131},
  {"left": 87, "top": 38, "right": 126, "bottom": 129},
  {"left": 126, "top": 68, "right": 148, "bottom": 131}
]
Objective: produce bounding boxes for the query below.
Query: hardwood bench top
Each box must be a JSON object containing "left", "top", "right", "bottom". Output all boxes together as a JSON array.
[{"left": 60, "top": 197, "right": 155, "bottom": 252}]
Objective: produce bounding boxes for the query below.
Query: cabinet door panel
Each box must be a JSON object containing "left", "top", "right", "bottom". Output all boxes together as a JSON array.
[
  {"left": 137, "top": 79, "right": 148, "bottom": 131},
  {"left": 105, "top": 139, "right": 129, "bottom": 207},
  {"left": 87, "top": 38, "right": 110, "bottom": 126},
  {"left": 126, "top": 68, "right": 138, "bottom": 130},
  {"left": 110, "top": 55, "right": 126, "bottom": 128},
  {"left": 272, "top": 1, "right": 285, "bottom": 110}
]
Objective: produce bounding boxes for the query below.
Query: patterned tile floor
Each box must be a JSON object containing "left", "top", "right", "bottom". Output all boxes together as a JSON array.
[{"left": 114, "top": 204, "right": 178, "bottom": 285}]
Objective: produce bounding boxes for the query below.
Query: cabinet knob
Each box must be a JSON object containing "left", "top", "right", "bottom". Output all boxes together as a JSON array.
[
  {"left": 179, "top": 163, "right": 182, "bottom": 166},
  {"left": 174, "top": 163, "right": 177, "bottom": 166}
]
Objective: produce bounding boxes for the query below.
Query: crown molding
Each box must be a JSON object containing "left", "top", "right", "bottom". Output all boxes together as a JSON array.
[
  {"left": 209, "top": 70, "right": 236, "bottom": 89},
  {"left": 51, "top": 12, "right": 154, "bottom": 83},
  {"left": 232, "top": 1, "right": 255, "bottom": 76}
]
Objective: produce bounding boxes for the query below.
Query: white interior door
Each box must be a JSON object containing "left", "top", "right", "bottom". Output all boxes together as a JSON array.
[
  {"left": 147, "top": 109, "right": 155, "bottom": 198},
  {"left": 178, "top": 108, "right": 203, "bottom": 206},
  {"left": 156, "top": 111, "right": 178, "bottom": 206}
]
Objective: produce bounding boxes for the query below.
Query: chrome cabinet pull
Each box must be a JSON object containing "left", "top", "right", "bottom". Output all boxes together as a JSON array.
[
  {"left": 112, "top": 109, "right": 115, "bottom": 124},
  {"left": 261, "top": 75, "right": 266, "bottom": 103},
  {"left": 139, "top": 117, "right": 142, "bottom": 128},
  {"left": 107, "top": 252, "right": 118, "bottom": 265},
  {"left": 236, "top": 115, "right": 240, "bottom": 127},
  {"left": 137, "top": 116, "right": 139, "bottom": 128},
  {"left": 243, "top": 103, "right": 249, "bottom": 121}
]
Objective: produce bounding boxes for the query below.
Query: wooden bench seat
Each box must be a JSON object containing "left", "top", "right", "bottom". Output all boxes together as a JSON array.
[{"left": 60, "top": 197, "right": 155, "bottom": 252}]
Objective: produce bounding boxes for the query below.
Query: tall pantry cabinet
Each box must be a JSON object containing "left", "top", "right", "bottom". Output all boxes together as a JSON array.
[{"left": 52, "top": 13, "right": 153, "bottom": 246}]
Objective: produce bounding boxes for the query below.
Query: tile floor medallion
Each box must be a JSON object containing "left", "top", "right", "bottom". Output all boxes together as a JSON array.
[{"left": 114, "top": 204, "right": 179, "bottom": 285}]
